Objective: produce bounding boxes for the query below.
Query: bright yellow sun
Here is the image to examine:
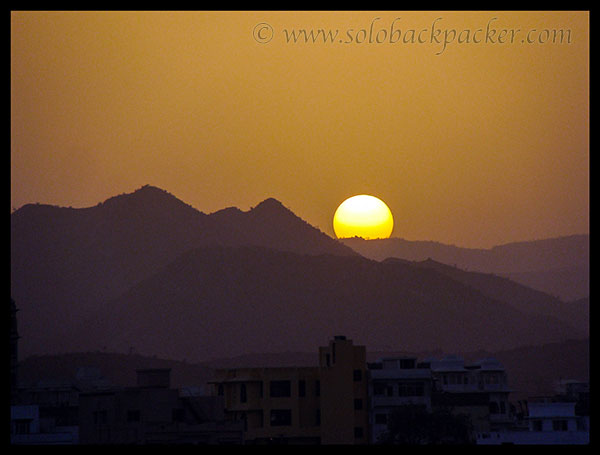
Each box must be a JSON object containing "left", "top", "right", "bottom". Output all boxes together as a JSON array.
[{"left": 333, "top": 195, "right": 394, "bottom": 239}]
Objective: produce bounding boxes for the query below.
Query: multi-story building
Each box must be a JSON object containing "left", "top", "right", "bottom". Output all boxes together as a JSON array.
[
  {"left": 429, "top": 356, "right": 512, "bottom": 433},
  {"left": 11, "top": 379, "right": 81, "bottom": 444},
  {"left": 78, "top": 368, "right": 243, "bottom": 444},
  {"left": 11, "top": 404, "right": 79, "bottom": 445},
  {"left": 209, "top": 335, "right": 369, "bottom": 444},
  {"left": 477, "top": 398, "right": 589, "bottom": 445},
  {"left": 210, "top": 366, "right": 321, "bottom": 444},
  {"left": 319, "top": 335, "right": 369, "bottom": 444},
  {"left": 367, "top": 356, "right": 433, "bottom": 443},
  {"left": 10, "top": 298, "right": 19, "bottom": 406}
]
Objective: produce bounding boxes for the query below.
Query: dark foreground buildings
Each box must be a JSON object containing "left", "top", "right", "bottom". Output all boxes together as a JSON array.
[{"left": 10, "top": 327, "right": 589, "bottom": 444}]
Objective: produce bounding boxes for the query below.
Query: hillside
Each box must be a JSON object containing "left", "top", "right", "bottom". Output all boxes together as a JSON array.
[
  {"left": 342, "top": 235, "right": 589, "bottom": 301},
  {"left": 11, "top": 185, "right": 355, "bottom": 358},
  {"left": 97, "top": 245, "right": 582, "bottom": 362},
  {"left": 11, "top": 185, "right": 587, "bottom": 362},
  {"left": 404, "top": 258, "right": 588, "bottom": 337}
]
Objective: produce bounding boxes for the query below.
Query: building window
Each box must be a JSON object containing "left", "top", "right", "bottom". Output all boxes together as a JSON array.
[
  {"left": 374, "top": 383, "right": 385, "bottom": 396},
  {"left": 258, "top": 410, "right": 264, "bottom": 428},
  {"left": 326, "top": 354, "right": 330, "bottom": 367},
  {"left": 354, "top": 427, "right": 364, "bottom": 438},
  {"left": 298, "top": 380, "right": 306, "bottom": 397},
  {"left": 532, "top": 420, "right": 543, "bottom": 431},
  {"left": 353, "top": 369, "right": 362, "bottom": 382},
  {"left": 240, "top": 384, "right": 247, "bottom": 403},
  {"left": 316, "top": 409, "right": 321, "bottom": 426},
  {"left": 269, "top": 380, "right": 291, "bottom": 398},
  {"left": 386, "top": 385, "right": 394, "bottom": 397},
  {"left": 400, "top": 358, "right": 415, "bottom": 369},
  {"left": 398, "top": 383, "right": 413, "bottom": 397},
  {"left": 553, "top": 420, "right": 568, "bottom": 431},
  {"left": 270, "top": 409, "right": 292, "bottom": 427},
  {"left": 499, "top": 401, "right": 506, "bottom": 414},
  {"left": 398, "top": 383, "right": 425, "bottom": 397},
  {"left": 126, "top": 410, "right": 140, "bottom": 422},
  {"left": 172, "top": 408, "right": 185, "bottom": 423},
  {"left": 93, "top": 410, "right": 108, "bottom": 425},
  {"left": 315, "top": 380, "right": 320, "bottom": 397},
  {"left": 259, "top": 381, "right": 263, "bottom": 398},
  {"left": 218, "top": 384, "right": 224, "bottom": 396},
  {"left": 375, "top": 413, "right": 387, "bottom": 425},
  {"left": 489, "top": 402, "right": 499, "bottom": 414},
  {"left": 14, "top": 419, "right": 31, "bottom": 435},
  {"left": 354, "top": 398, "right": 363, "bottom": 410}
]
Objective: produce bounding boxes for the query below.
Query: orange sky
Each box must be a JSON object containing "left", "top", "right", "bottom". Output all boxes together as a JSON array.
[{"left": 11, "top": 11, "right": 589, "bottom": 248}]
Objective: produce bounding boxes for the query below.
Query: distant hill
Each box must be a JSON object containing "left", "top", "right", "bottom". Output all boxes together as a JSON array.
[
  {"left": 11, "top": 185, "right": 587, "bottom": 362},
  {"left": 499, "top": 265, "right": 589, "bottom": 302},
  {"left": 403, "top": 258, "right": 588, "bottom": 337},
  {"left": 97, "top": 245, "right": 582, "bottom": 362},
  {"left": 341, "top": 235, "right": 589, "bottom": 301},
  {"left": 11, "top": 185, "right": 355, "bottom": 358}
]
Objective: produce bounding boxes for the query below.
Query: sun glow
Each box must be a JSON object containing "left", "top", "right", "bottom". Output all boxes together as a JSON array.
[{"left": 333, "top": 195, "right": 394, "bottom": 239}]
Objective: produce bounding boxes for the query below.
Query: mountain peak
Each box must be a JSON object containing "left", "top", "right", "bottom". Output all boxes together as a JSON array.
[
  {"left": 249, "top": 198, "right": 299, "bottom": 220},
  {"left": 101, "top": 185, "right": 200, "bottom": 213},
  {"left": 126, "top": 184, "right": 177, "bottom": 201},
  {"left": 253, "top": 197, "right": 287, "bottom": 211}
]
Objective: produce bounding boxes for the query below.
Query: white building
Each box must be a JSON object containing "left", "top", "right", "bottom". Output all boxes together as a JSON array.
[
  {"left": 367, "top": 357, "right": 433, "bottom": 443},
  {"left": 430, "top": 356, "right": 512, "bottom": 431},
  {"left": 10, "top": 404, "right": 79, "bottom": 444},
  {"left": 477, "top": 400, "right": 589, "bottom": 445}
]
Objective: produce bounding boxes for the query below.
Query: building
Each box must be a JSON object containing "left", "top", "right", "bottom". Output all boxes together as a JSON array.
[
  {"left": 209, "top": 335, "right": 369, "bottom": 444},
  {"left": 477, "top": 399, "right": 589, "bottom": 445},
  {"left": 11, "top": 379, "right": 82, "bottom": 444},
  {"left": 430, "top": 356, "right": 512, "bottom": 434},
  {"left": 365, "top": 354, "right": 513, "bottom": 443},
  {"left": 11, "top": 404, "right": 79, "bottom": 445},
  {"left": 10, "top": 298, "right": 19, "bottom": 406},
  {"left": 79, "top": 368, "right": 243, "bottom": 444},
  {"left": 210, "top": 366, "right": 321, "bottom": 444},
  {"left": 319, "top": 335, "right": 369, "bottom": 444},
  {"left": 367, "top": 356, "right": 433, "bottom": 443}
]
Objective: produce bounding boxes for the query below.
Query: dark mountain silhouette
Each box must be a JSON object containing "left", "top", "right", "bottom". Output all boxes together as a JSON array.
[
  {"left": 401, "top": 258, "right": 588, "bottom": 337},
  {"left": 341, "top": 235, "right": 589, "bottom": 301},
  {"left": 96, "top": 245, "right": 583, "bottom": 362},
  {"left": 11, "top": 185, "right": 586, "bottom": 362},
  {"left": 11, "top": 185, "right": 355, "bottom": 357},
  {"left": 499, "top": 265, "right": 589, "bottom": 302}
]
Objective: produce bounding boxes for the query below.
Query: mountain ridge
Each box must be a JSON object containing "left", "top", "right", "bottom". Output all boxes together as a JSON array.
[
  {"left": 342, "top": 235, "right": 589, "bottom": 301},
  {"left": 11, "top": 185, "right": 588, "bottom": 362},
  {"left": 96, "top": 245, "right": 582, "bottom": 362}
]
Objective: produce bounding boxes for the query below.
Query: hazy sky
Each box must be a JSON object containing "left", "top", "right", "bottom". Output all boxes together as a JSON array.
[{"left": 11, "top": 11, "right": 589, "bottom": 248}]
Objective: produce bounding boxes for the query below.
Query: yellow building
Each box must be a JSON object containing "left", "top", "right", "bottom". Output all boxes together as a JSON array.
[
  {"left": 319, "top": 336, "right": 369, "bottom": 444},
  {"left": 210, "top": 336, "right": 368, "bottom": 444}
]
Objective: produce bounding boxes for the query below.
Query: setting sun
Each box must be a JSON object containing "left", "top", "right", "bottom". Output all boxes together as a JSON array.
[{"left": 333, "top": 195, "right": 394, "bottom": 239}]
